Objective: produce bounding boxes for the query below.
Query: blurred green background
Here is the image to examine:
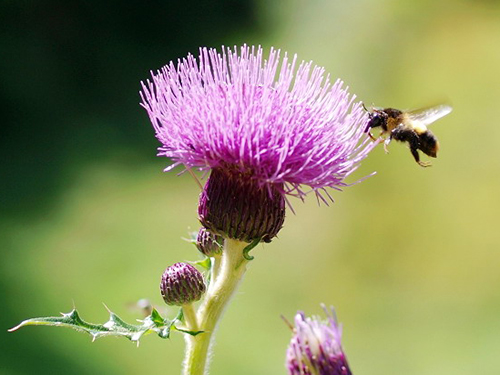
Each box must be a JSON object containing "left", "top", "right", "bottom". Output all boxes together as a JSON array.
[{"left": 2, "top": 0, "right": 500, "bottom": 374}]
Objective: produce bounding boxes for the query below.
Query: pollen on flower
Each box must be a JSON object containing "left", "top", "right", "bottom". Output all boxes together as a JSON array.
[{"left": 140, "top": 45, "right": 376, "bottom": 202}]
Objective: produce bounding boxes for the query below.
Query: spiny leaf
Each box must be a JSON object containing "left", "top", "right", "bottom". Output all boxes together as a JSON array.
[{"left": 9, "top": 306, "right": 203, "bottom": 344}]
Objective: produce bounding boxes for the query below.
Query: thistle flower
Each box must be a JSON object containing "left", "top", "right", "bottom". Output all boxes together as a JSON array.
[
  {"left": 160, "top": 263, "right": 206, "bottom": 306},
  {"left": 286, "top": 305, "right": 352, "bottom": 375},
  {"left": 141, "top": 45, "right": 376, "bottom": 242}
]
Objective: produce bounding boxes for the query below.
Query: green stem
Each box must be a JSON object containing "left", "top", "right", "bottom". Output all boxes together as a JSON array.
[
  {"left": 182, "top": 239, "right": 249, "bottom": 375},
  {"left": 181, "top": 303, "right": 198, "bottom": 332},
  {"left": 209, "top": 254, "right": 222, "bottom": 289}
]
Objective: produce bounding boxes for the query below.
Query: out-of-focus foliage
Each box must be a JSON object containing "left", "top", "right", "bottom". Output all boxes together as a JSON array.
[{"left": 2, "top": 1, "right": 500, "bottom": 374}]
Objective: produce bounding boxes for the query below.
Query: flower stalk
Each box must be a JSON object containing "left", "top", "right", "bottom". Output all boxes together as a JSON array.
[
  {"left": 182, "top": 239, "right": 249, "bottom": 375},
  {"left": 181, "top": 303, "right": 199, "bottom": 333}
]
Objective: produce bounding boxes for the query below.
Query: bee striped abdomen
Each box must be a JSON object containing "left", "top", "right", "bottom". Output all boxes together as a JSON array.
[{"left": 418, "top": 131, "right": 439, "bottom": 157}]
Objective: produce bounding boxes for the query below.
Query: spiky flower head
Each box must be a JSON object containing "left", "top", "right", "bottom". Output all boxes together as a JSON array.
[
  {"left": 141, "top": 45, "right": 376, "bottom": 242},
  {"left": 286, "top": 305, "right": 352, "bottom": 375},
  {"left": 160, "top": 263, "right": 206, "bottom": 306},
  {"left": 196, "top": 227, "right": 223, "bottom": 257}
]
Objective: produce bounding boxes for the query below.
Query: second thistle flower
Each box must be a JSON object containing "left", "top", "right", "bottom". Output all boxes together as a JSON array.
[{"left": 286, "top": 305, "right": 352, "bottom": 375}]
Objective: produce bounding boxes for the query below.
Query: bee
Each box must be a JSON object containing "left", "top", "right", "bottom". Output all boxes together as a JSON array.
[{"left": 365, "top": 104, "right": 452, "bottom": 167}]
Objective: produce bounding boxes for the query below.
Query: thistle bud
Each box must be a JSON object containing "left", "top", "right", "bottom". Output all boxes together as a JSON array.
[
  {"left": 286, "top": 305, "right": 352, "bottom": 375},
  {"left": 160, "top": 263, "right": 206, "bottom": 306},
  {"left": 198, "top": 168, "right": 286, "bottom": 243},
  {"left": 196, "top": 227, "right": 223, "bottom": 257}
]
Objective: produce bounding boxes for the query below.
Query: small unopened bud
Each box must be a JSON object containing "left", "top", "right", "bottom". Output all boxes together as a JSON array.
[
  {"left": 160, "top": 263, "right": 206, "bottom": 306},
  {"left": 286, "top": 305, "right": 352, "bottom": 375},
  {"left": 196, "top": 228, "right": 223, "bottom": 256}
]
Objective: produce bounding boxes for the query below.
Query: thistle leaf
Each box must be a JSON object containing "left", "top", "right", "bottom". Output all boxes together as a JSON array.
[
  {"left": 9, "top": 306, "right": 203, "bottom": 343},
  {"left": 191, "top": 257, "right": 212, "bottom": 271}
]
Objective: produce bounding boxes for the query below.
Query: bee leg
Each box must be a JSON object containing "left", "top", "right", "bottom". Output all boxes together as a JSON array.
[
  {"left": 368, "top": 132, "right": 377, "bottom": 141},
  {"left": 418, "top": 160, "right": 432, "bottom": 167},
  {"left": 383, "top": 138, "right": 392, "bottom": 154},
  {"left": 409, "top": 141, "right": 431, "bottom": 167}
]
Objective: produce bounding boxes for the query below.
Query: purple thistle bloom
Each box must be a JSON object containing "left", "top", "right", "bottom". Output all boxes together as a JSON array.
[
  {"left": 140, "top": 45, "right": 376, "bottom": 202},
  {"left": 286, "top": 305, "right": 352, "bottom": 375}
]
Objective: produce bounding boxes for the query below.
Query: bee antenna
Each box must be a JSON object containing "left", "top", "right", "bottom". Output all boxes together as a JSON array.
[{"left": 361, "top": 102, "right": 368, "bottom": 112}]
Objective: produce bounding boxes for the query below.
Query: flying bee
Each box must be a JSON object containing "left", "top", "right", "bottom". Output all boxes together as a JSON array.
[{"left": 364, "top": 104, "right": 452, "bottom": 167}]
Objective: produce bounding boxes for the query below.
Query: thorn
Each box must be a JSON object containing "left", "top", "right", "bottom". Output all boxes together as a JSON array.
[
  {"left": 103, "top": 303, "right": 112, "bottom": 313},
  {"left": 7, "top": 323, "right": 22, "bottom": 332}
]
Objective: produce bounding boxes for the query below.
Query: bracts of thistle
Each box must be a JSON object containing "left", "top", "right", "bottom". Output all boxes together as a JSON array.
[
  {"left": 160, "top": 263, "right": 206, "bottom": 333},
  {"left": 195, "top": 228, "right": 223, "bottom": 258},
  {"left": 141, "top": 45, "right": 376, "bottom": 375},
  {"left": 160, "top": 263, "right": 206, "bottom": 307}
]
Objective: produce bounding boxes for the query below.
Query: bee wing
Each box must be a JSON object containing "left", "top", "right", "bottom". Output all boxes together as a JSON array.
[{"left": 407, "top": 104, "right": 452, "bottom": 127}]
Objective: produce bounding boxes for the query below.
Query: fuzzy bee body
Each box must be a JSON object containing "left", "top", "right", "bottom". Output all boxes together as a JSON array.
[{"left": 365, "top": 105, "right": 452, "bottom": 167}]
